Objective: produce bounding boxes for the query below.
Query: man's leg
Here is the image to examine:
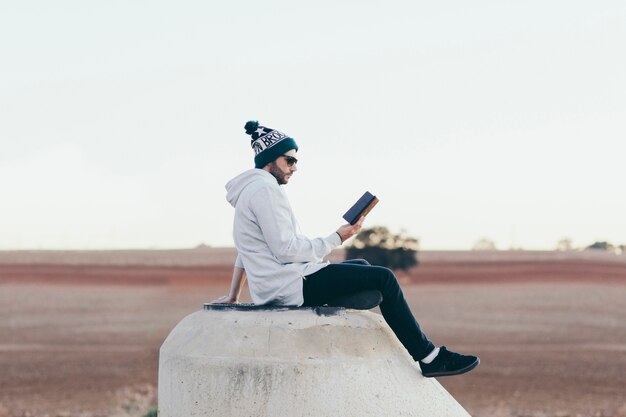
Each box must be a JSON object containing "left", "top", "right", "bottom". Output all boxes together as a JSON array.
[
  {"left": 303, "top": 262, "right": 480, "bottom": 377},
  {"left": 322, "top": 259, "right": 382, "bottom": 309},
  {"left": 303, "top": 262, "right": 435, "bottom": 361}
]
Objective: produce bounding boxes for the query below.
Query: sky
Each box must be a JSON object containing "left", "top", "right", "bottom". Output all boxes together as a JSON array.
[{"left": 1, "top": 0, "right": 625, "bottom": 250}]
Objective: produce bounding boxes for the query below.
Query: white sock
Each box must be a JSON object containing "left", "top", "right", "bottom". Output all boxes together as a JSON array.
[{"left": 420, "top": 346, "right": 440, "bottom": 364}]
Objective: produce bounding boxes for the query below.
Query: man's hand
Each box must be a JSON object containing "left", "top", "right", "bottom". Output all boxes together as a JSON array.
[
  {"left": 336, "top": 216, "right": 365, "bottom": 243},
  {"left": 211, "top": 295, "right": 238, "bottom": 304}
]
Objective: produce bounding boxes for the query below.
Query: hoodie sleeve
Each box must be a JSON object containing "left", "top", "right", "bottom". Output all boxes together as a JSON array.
[
  {"left": 250, "top": 184, "right": 341, "bottom": 264},
  {"left": 234, "top": 253, "right": 244, "bottom": 269}
]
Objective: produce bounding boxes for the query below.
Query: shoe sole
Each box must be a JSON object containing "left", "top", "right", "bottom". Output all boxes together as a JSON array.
[
  {"left": 421, "top": 357, "right": 480, "bottom": 378},
  {"left": 325, "top": 290, "right": 383, "bottom": 310}
]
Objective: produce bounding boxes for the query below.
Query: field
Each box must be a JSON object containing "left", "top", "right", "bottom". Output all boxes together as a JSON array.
[{"left": 1, "top": 248, "right": 625, "bottom": 417}]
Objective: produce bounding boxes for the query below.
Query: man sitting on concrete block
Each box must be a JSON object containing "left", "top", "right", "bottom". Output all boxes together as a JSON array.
[{"left": 214, "top": 120, "right": 479, "bottom": 378}]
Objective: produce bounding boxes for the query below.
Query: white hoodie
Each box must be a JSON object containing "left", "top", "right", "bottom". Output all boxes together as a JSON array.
[{"left": 226, "top": 169, "right": 341, "bottom": 306}]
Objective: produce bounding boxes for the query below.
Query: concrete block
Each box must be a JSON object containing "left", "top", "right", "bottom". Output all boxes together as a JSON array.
[{"left": 159, "top": 307, "right": 471, "bottom": 416}]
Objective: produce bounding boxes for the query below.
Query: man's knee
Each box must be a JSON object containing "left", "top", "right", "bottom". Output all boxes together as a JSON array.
[{"left": 380, "top": 267, "right": 400, "bottom": 288}]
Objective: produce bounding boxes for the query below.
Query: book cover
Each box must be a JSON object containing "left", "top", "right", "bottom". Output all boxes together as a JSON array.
[{"left": 342, "top": 191, "right": 379, "bottom": 225}]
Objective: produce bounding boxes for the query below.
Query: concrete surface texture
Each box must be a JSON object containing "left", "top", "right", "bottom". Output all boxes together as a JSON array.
[{"left": 158, "top": 308, "right": 472, "bottom": 417}]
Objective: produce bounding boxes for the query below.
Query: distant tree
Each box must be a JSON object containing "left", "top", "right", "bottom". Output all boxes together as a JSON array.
[
  {"left": 557, "top": 238, "right": 573, "bottom": 251},
  {"left": 472, "top": 238, "right": 496, "bottom": 251},
  {"left": 345, "top": 226, "right": 419, "bottom": 271},
  {"left": 585, "top": 241, "right": 613, "bottom": 251}
]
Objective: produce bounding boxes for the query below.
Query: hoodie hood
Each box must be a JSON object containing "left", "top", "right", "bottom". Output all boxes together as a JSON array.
[{"left": 225, "top": 169, "right": 275, "bottom": 207}]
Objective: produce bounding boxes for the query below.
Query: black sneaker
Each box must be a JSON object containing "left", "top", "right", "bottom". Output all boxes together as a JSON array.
[
  {"left": 325, "top": 290, "right": 383, "bottom": 310},
  {"left": 419, "top": 346, "right": 480, "bottom": 377}
]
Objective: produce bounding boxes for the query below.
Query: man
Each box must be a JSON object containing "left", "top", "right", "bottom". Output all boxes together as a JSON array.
[{"left": 216, "top": 120, "right": 479, "bottom": 377}]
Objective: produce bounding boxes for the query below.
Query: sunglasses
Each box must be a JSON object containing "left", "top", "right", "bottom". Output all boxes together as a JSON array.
[{"left": 282, "top": 155, "right": 298, "bottom": 167}]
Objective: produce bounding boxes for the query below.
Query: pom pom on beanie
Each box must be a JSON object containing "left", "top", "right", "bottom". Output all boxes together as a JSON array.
[{"left": 244, "top": 120, "right": 259, "bottom": 135}]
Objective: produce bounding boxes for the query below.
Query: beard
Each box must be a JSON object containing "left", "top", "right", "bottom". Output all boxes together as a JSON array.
[{"left": 267, "top": 162, "right": 289, "bottom": 185}]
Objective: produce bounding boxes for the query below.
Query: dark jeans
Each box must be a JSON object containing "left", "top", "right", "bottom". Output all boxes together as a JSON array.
[{"left": 302, "top": 259, "right": 435, "bottom": 361}]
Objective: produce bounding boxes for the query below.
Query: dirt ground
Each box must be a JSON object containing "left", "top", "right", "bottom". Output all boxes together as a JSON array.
[{"left": 1, "top": 249, "right": 625, "bottom": 417}]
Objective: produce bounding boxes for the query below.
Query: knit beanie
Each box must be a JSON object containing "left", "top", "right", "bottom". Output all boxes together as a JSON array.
[{"left": 244, "top": 120, "right": 299, "bottom": 168}]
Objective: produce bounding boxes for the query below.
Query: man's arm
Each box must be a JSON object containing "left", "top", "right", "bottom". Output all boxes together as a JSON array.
[
  {"left": 212, "top": 261, "right": 247, "bottom": 304},
  {"left": 251, "top": 186, "right": 344, "bottom": 263}
]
